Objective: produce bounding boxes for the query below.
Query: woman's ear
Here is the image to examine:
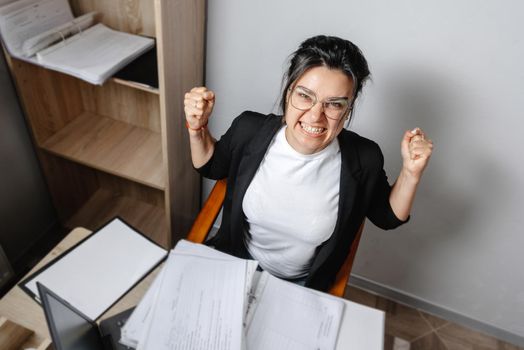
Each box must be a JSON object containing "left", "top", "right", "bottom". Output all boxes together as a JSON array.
[
  {"left": 343, "top": 108, "right": 353, "bottom": 128},
  {"left": 345, "top": 106, "right": 353, "bottom": 120}
]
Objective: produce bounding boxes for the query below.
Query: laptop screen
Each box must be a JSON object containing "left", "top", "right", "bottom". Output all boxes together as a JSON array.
[{"left": 39, "top": 283, "right": 105, "bottom": 350}]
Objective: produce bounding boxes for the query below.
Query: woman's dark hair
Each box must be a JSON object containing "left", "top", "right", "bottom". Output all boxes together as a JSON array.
[{"left": 279, "top": 35, "right": 370, "bottom": 115}]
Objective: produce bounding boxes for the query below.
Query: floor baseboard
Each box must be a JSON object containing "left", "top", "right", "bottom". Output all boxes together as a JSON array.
[{"left": 349, "top": 274, "right": 524, "bottom": 348}]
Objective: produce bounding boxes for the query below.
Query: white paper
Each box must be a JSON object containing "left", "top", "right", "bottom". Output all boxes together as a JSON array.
[
  {"left": 173, "top": 239, "right": 259, "bottom": 321},
  {"left": 140, "top": 250, "right": 247, "bottom": 350},
  {"left": 21, "top": 11, "right": 96, "bottom": 57},
  {"left": 0, "top": 0, "right": 73, "bottom": 57},
  {"left": 24, "top": 218, "right": 167, "bottom": 321},
  {"left": 36, "top": 23, "right": 154, "bottom": 85},
  {"left": 121, "top": 241, "right": 259, "bottom": 349},
  {"left": 120, "top": 264, "right": 167, "bottom": 348},
  {"left": 0, "top": 0, "right": 154, "bottom": 85},
  {"left": 246, "top": 272, "right": 345, "bottom": 350},
  {"left": 120, "top": 241, "right": 385, "bottom": 350},
  {"left": 122, "top": 240, "right": 256, "bottom": 350},
  {"left": 336, "top": 299, "right": 385, "bottom": 350}
]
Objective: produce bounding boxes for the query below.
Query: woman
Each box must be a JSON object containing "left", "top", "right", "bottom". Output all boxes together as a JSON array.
[{"left": 184, "top": 35, "right": 433, "bottom": 292}]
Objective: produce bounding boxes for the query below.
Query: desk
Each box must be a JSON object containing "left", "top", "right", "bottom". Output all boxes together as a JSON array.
[{"left": 0, "top": 228, "right": 384, "bottom": 349}]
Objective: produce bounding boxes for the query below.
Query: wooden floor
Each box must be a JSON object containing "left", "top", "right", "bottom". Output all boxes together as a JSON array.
[{"left": 344, "top": 286, "right": 523, "bottom": 350}]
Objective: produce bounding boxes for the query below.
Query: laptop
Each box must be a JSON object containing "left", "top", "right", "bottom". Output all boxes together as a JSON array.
[{"left": 37, "top": 282, "right": 135, "bottom": 350}]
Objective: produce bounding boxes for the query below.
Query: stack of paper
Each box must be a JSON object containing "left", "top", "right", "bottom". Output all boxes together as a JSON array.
[
  {"left": 0, "top": 0, "right": 75, "bottom": 57},
  {"left": 35, "top": 23, "right": 154, "bottom": 85},
  {"left": 22, "top": 11, "right": 97, "bottom": 57},
  {"left": 121, "top": 240, "right": 345, "bottom": 350},
  {"left": 0, "top": 0, "right": 154, "bottom": 85},
  {"left": 245, "top": 272, "right": 345, "bottom": 350},
  {"left": 121, "top": 240, "right": 258, "bottom": 350}
]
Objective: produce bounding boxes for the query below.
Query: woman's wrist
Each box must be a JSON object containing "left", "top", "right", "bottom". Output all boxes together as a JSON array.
[
  {"left": 186, "top": 121, "right": 210, "bottom": 141},
  {"left": 398, "top": 167, "right": 421, "bottom": 187},
  {"left": 185, "top": 120, "right": 208, "bottom": 132}
]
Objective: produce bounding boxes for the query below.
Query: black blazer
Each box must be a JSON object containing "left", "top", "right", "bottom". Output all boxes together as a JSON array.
[{"left": 197, "top": 111, "right": 407, "bottom": 292}]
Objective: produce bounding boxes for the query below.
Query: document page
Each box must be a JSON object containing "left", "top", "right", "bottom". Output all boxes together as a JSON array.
[
  {"left": 0, "top": 0, "right": 73, "bottom": 57},
  {"left": 22, "top": 218, "right": 167, "bottom": 320},
  {"left": 246, "top": 272, "right": 345, "bottom": 350},
  {"left": 336, "top": 299, "right": 385, "bottom": 350},
  {"left": 173, "top": 239, "right": 259, "bottom": 321},
  {"left": 0, "top": 0, "right": 153, "bottom": 85},
  {"left": 21, "top": 11, "right": 96, "bottom": 57},
  {"left": 121, "top": 240, "right": 258, "bottom": 349},
  {"left": 35, "top": 23, "right": 154, "bottom": 85},
  {"left": 140, "top": 250, "right": 247, "bottom": 350},
  {"left": 120, "top": 264, "right": 167, "bottom": 348}
]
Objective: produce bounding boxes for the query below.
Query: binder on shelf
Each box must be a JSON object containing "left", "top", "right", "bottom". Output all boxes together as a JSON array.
[
  {"left": 113, "top": 46, "right": 159, "bottom": 90},
  {"left": 0, "top": 0, "right": 154, "bottom": 85},
  {"left": 19, "top": 217, "right": 167, "bottom": 321},
  {"left": 120, "top": 240, "right": 345, "bottom": 350}
]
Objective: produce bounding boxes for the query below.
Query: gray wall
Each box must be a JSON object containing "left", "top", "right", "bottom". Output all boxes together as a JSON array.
[
  {"left": 204, "top": 0, "right": 524, "bottom": 344},
  {"left": 0, "top": 52, "right": 56, "bottom": 265}
]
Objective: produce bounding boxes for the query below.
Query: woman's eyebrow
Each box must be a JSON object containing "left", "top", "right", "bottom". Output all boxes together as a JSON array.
[
  {"left": 295, "top": 85, "right": 315, "bottom": 94},
  {"left": 325, "top": 96, "right": 349, "bottom": 101},
  {"left": 296, "top": 85, "right": 349, "bottom": 100}
]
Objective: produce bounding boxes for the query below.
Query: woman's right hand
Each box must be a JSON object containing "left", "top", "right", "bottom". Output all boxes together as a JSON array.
[{"left": 184, "top": 87, "right": 215, "bottom": 131}]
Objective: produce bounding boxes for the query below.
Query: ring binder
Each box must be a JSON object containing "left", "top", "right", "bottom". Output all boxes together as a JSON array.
[
  {"left": 0, "top": 0, "right": 153, "bottom": 85},
  {"left": 120, "top": 241, "right": 345, "bottom": 350}
]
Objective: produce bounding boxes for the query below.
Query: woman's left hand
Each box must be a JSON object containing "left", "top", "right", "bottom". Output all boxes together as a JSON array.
[{"left": 400, "top": 128, "right": 433, "bottom": 180}]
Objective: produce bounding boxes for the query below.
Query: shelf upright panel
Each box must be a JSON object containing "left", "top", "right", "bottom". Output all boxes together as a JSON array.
[{"left": 155, "top": 0, "right": 205, "bottom": 247}]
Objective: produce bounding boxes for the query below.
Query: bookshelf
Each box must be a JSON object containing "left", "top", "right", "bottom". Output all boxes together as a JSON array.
[{"left": 2, "top": 0, "right": 205, "bottom": 248}]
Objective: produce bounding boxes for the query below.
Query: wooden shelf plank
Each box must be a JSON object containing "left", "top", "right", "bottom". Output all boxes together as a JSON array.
[
  {"left": 66, "top": 189, "right": 168, "bottom": 248},
  {"left": 111, "top": 78, "right": 159, "bottom": 95},
  {"left": 42, "top": 112, "right": 165, "bottom": 190}
]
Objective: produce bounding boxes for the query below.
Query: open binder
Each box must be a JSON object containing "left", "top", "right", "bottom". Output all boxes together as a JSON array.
[
  {"left": 120, "top": 240, "right": 345, "bottom": 350},
  {"left": 0, "top": 0, "right": 154, "bottom": 85},
  {"left": 19, "top": 217, "right": 167, "bottom": 321}
]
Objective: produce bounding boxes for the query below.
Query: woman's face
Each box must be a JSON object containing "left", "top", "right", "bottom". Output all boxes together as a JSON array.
[{"left": 284, "top": 66, "right": 354, "bottom": 155}]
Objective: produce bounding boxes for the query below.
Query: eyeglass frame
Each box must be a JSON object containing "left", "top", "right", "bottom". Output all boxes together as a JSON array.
[{"left": 288, "top": 85, "right": 354, "bottom": 121}]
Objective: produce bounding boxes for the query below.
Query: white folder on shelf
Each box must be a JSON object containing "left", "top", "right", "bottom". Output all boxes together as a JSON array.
[
  {"left": 35, "top": 23, "right": 153, "bottom": 85},
  {"left": 0, "top": 0, "right": 154, "bottom": 85}
]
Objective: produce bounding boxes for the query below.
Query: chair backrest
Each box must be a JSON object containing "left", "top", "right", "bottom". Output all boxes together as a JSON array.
[
  {"left": 186, "top": 179, "right": 228, "bottom": 244},
  {"left": 186, "top": 179, "right": 363, "bottom": 297},
  {"left": 327, "top": 221, "right": 364, "bottom": 297}
]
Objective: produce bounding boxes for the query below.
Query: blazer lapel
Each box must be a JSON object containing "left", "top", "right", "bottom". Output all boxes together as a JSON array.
[
  {"left": 230, "top": 116, "right": 283, "bottom": 243},
  {"left": 337, "top": 131, "right": 363, "bottom": 224},
  {"left": 309, "top": 130, "right": 363, "bottom": 275}
]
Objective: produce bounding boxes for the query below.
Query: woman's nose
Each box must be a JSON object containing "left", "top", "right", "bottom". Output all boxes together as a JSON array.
[{"left": 309, "top": 102, "right": 325, "bottom": 121}]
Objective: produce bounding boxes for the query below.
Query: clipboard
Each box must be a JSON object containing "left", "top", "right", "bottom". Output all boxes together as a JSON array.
[{"left": 18, "top": 216, "right": 167, "bottom": 321}]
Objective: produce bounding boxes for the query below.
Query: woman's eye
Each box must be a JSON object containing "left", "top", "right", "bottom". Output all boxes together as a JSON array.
[
  {"left": 298, "top": 92, "right": 312, "bottom": 100},
  {"left": 326, "top": 101, "right": 344, "bottom": 110}
]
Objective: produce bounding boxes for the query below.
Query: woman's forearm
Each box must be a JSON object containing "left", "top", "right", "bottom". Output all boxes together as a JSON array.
[
  {"left": 389, "top": 169, "right": 420, "bottom": 221},
  {"left": 390, "top": 127, "right": 433, "bottom": 221},
  {"left": 188, "top": 128, "right": 216, "bottom": 169},
  {"left": 184, "top": 87, "right": 216, "bottom": 168}
]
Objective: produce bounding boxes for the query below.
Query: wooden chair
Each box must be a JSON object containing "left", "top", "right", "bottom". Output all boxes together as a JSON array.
[{"left": 186, "top": 179, "right": 364, "bottom": 297}]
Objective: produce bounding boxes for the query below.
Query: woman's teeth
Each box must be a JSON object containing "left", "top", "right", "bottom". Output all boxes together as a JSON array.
[{"left": 301, "top": 122, "right": 325, "bottom": 134}]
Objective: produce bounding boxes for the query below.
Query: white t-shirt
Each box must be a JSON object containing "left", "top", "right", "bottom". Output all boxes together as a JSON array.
[{"left": 243, "top": 126, "right": 341, "bottom": 279}]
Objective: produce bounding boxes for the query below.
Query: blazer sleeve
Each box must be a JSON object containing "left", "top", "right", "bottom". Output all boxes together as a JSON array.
[
  {"left": 365, "top": 142, "right": 409, "bottom": 229},
  {"left": 196, "top": 117, "right": 239, "bottom": 180},
  {"left": 195, "top": 111, "right": 256, "bottom": 180}
]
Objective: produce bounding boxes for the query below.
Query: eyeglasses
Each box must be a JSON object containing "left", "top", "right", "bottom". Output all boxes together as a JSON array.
[{"left": 289, "top": 86, "right": 352, "bottom": 120}]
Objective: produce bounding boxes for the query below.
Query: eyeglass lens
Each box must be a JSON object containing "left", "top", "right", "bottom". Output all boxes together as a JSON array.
[{"left": 290, "top": 87, "right": 349, "bottom": 120}]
